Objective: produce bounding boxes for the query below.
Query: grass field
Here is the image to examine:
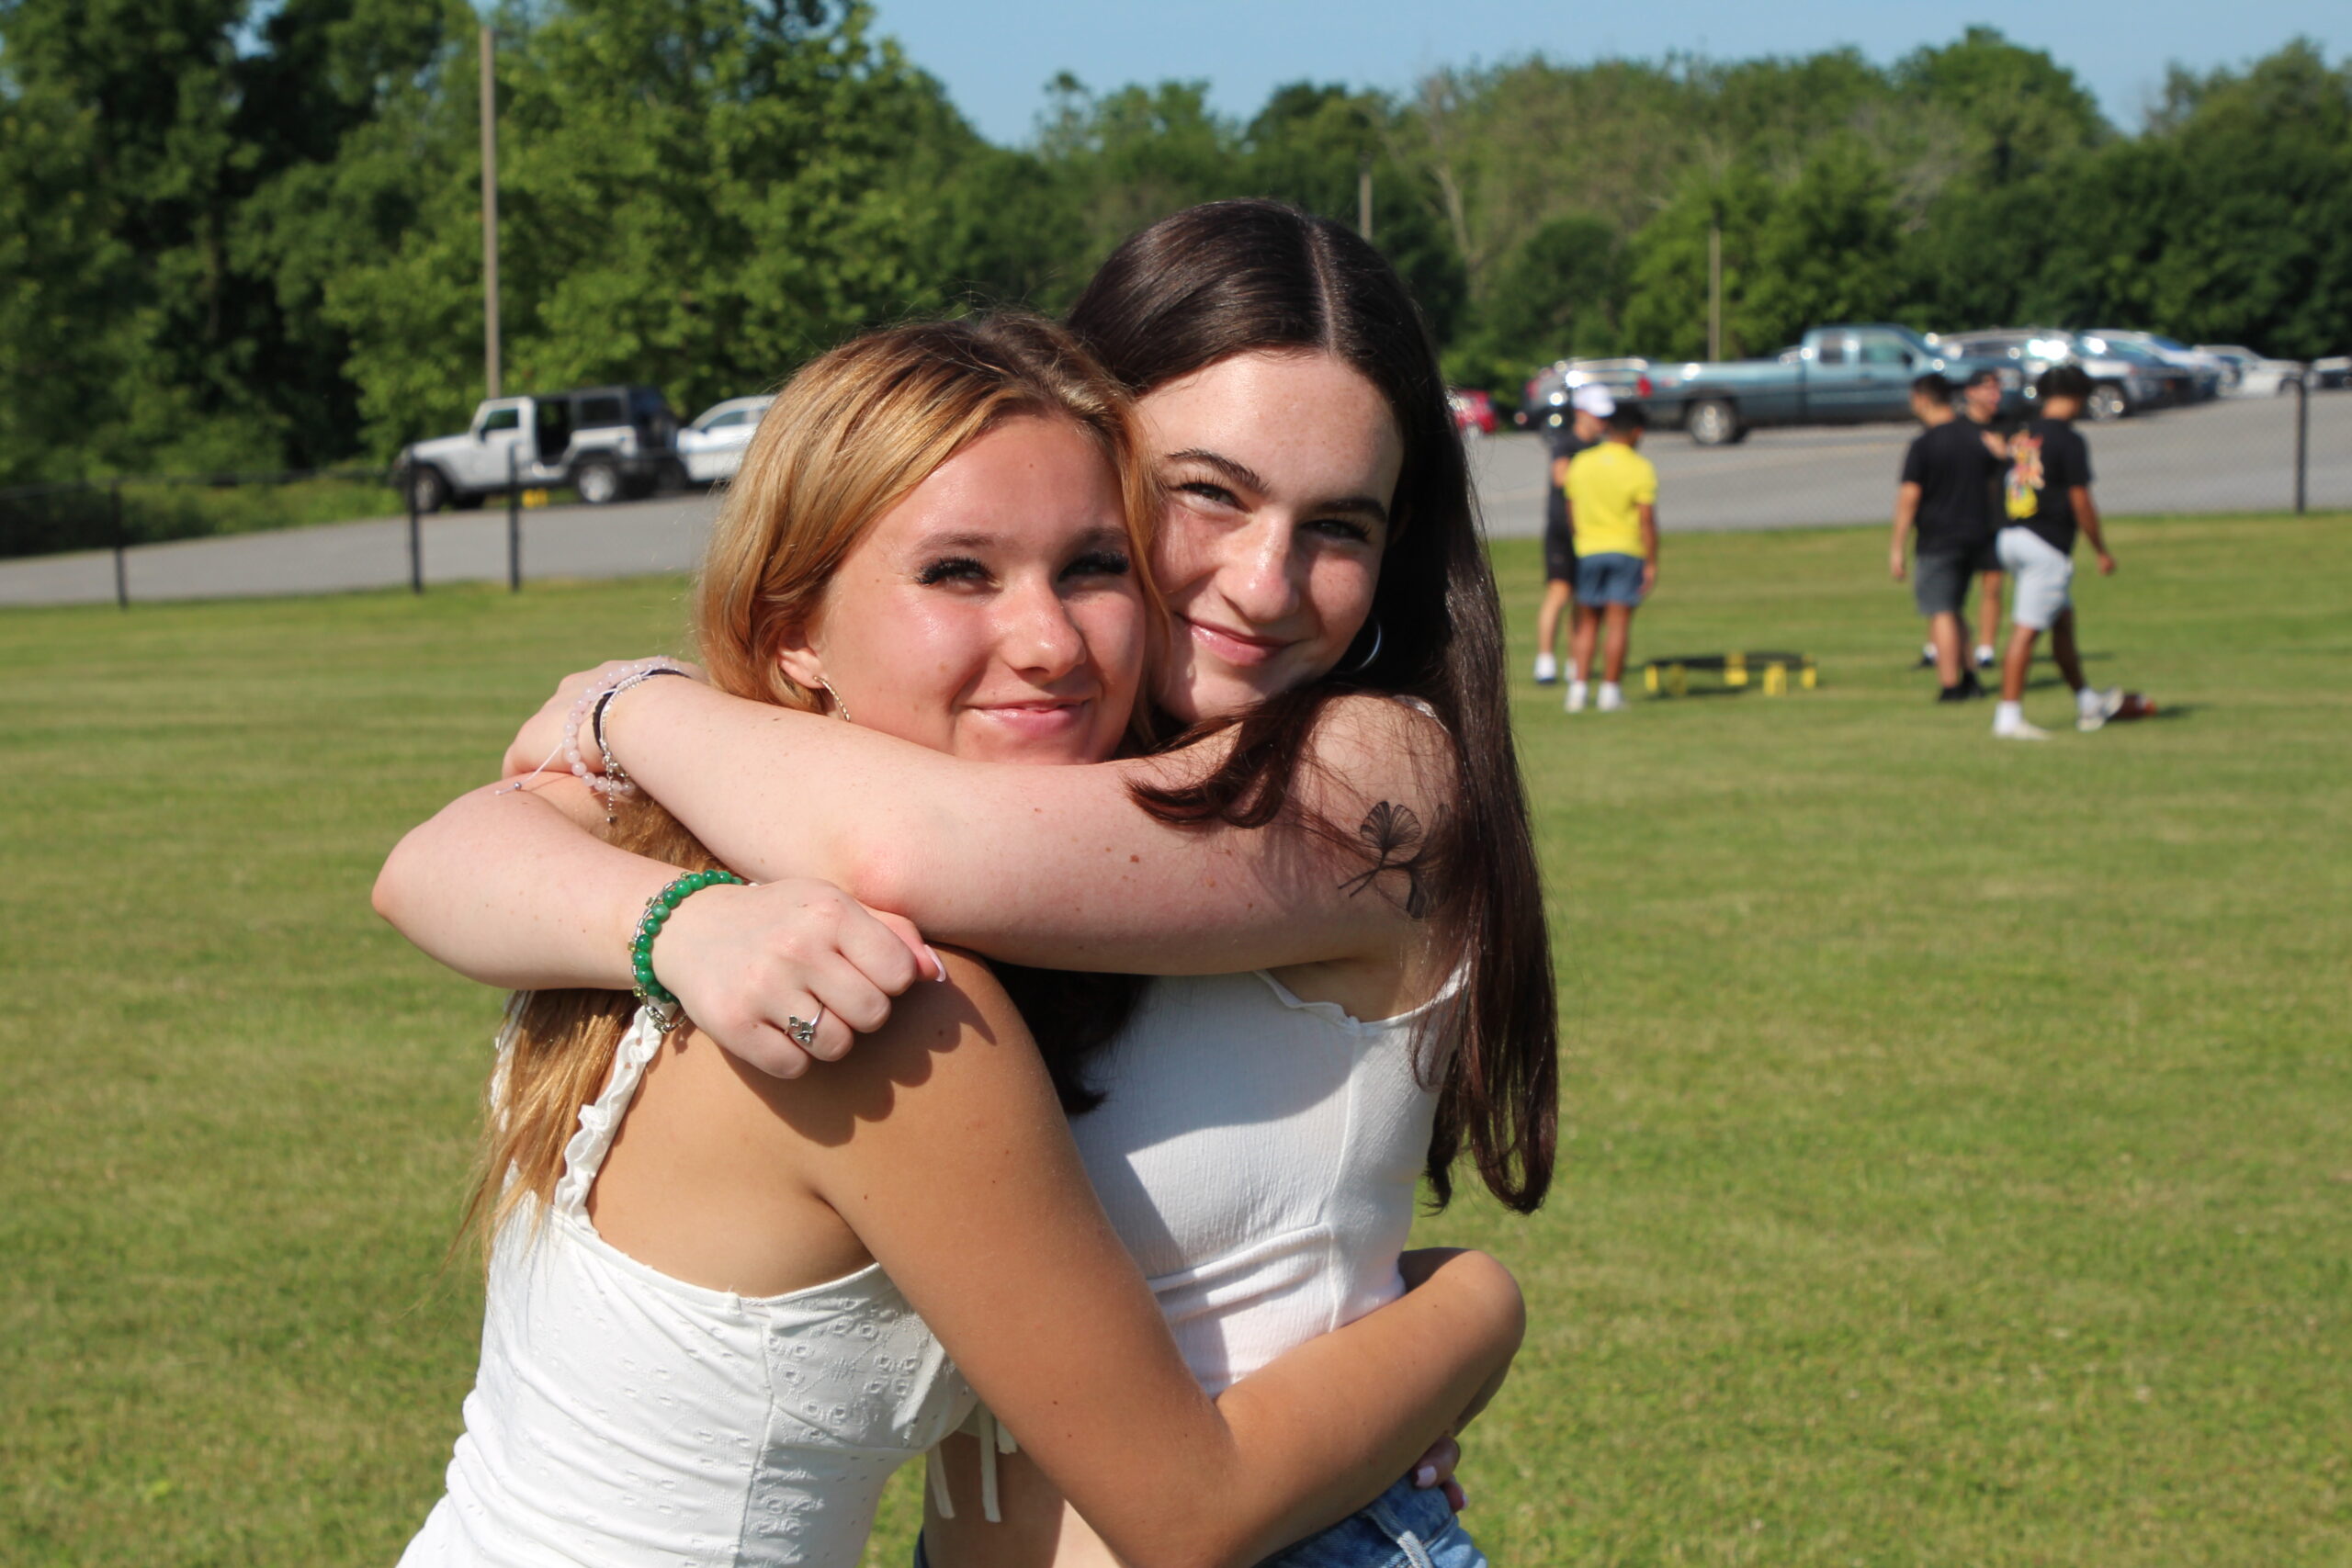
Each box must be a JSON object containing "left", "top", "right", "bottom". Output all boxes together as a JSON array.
[{"left": 5, "top": 513, "right": 2346, "bottom": 1565}]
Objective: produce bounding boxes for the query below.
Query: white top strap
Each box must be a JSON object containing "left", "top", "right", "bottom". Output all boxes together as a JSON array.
[{"left": 550, "top": 1007, "right": 666, "bottom": 1218}]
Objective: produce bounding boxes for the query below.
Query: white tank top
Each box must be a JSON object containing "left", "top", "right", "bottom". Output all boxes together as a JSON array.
[
  {"left": 1068, "top": 970, "right": 1453, "bottom": 1394},
  {"left": 402, "top": 1008, "right": 976, "bottom": 1566}
]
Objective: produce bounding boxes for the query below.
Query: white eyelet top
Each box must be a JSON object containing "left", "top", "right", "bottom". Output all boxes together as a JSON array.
[
  {"left": 1069, "top": 968, "right": 1458, "bottom": 1394},
  {"left": 401, "top": 1007, "right": 976, "bottom": 1567}
]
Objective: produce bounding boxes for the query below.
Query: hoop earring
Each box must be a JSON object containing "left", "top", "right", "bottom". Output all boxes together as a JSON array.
[
  {"left": 819, "top": 679, "right": 854, "bottom": 725},
  {"left": 1340, "top": 616, "right": 1385, "bottom": 677}
]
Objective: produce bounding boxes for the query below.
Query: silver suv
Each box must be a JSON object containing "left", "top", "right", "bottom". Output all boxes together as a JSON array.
[{"left": 400, "top": 385, "right": 681, "bottom": 511}]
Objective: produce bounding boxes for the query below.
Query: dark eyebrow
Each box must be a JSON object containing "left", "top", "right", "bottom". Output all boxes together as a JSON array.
[
  {"left": 1162, "top": 447, "right": 1389, "bottom": 527},
  {"left": 1163, "top": 448, "right": 1269, "bottom": 494}
]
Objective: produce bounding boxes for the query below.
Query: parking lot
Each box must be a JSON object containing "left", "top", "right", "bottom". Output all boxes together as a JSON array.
[
  {"left": 1474, "top": 389, "right": 2352, "bottom": 538},
  {"left": 2, "top": 392, "right": 2344, "bottom": 607}
]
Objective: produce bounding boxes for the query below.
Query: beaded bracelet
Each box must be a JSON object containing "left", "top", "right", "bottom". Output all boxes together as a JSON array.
[
  {"left": 631, "top": 869, "right": 746, "bottom": 1033},
  {"left": 562, "top": 659, "right": 684, "bottom": 801},
  {"left": 594, "top": 665, "right": 690, "bottom": 786}
]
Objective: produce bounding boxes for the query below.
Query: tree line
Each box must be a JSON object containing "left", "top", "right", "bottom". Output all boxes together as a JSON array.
[{"left": 3, "top": 0, "right": 2346, "bottom": 489}]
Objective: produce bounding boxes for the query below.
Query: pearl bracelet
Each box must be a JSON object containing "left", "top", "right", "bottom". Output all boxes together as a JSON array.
[{"left": 561, "top": 660, "right": 684, "bottom": 799}]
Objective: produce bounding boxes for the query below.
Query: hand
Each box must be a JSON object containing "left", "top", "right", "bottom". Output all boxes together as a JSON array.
[
  {"left": 1889, "top": 547, "right": 1907, "bottom": 582},
  {"left": 1642, "top": 560, "right": 1658, "bottom": 595},
  {"left": 2096, "top": 550, "right": 2117, "bottom": 576},
  {"left": 653, "top": 878, "right": 944, "bottom": 1077},
  {"left": 503, "top": 658, "right": 706, "bottom": 779},
  {"left": 1407, "top": 1434, "right": 1470, "bottom": 1512}
]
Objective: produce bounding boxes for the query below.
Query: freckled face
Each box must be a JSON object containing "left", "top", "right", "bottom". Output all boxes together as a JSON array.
[
  {"left": 1137, "top": 351, "right": 1405, "bottom": 726},
  {"left": 784, "top": 415, "right": 1145, "bottom": 765}
]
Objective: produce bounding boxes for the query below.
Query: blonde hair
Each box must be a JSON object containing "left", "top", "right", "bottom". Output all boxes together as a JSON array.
[{"left": 462, "top": 315, "right": 1158, "bottom": 1258}]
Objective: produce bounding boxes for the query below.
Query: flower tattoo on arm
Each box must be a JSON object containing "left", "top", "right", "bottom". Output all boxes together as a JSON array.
[{"left": 1340, "top": 800, "right": 1432, "bottom": 919}]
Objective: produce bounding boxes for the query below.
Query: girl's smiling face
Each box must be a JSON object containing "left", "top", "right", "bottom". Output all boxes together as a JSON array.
[
  {"left": 780, "top": 414, "right": 1145, "bottom": 765},
  {"left": 1136, "top": 351, "right": 1404, "bottom": 725}
]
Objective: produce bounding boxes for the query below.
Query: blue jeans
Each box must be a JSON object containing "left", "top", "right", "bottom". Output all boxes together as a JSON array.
[
  {"left": 912, "top": 1474, "right": 1481, "bottom": 1568},
  {"left": 1256, "top": 1474, "right": 1485, "bottom": 1568}
]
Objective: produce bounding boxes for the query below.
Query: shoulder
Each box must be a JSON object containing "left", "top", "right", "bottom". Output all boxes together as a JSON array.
[{"left": 1303, "top": 692, "right": 1458, "bottom": 812}]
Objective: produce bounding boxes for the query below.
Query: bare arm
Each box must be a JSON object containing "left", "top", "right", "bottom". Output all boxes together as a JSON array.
[
  {"left": 373, "top": 773, "right": 936, "bottom": 1074},
  {"left": 2073, "top": 486, "right": 2116, "bottom": 572},
  {"left": 1889, "top": 481, "right": 1920, "bottom": 580},
  {"left": 585, "top": 676, "right": 1444, "bottom": 976},
  {"left": 1639, "top": 500, "right": 1659, "bottom": 592},
  {"left": 787, "top": 954, "right": 1521, "bottom": 1568}
]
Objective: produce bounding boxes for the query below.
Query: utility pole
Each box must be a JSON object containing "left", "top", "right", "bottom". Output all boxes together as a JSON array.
[
  {"left": 1358, "top": 157, "right": 1374, "bottom": 243},
  {"left": 1707, "top": 210, "right": 1724, "bottom": 362},
  {"left": 480, "top": 23, "right": 502, "bottom": 399}
]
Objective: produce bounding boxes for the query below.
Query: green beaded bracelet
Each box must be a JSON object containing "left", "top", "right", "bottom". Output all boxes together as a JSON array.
[{"left": 631, "top": 869, "right": 746, "bottom": 1032}]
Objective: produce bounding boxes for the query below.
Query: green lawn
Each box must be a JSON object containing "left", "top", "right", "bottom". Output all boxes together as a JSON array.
[{"left": 4, "top": 515, "right": 2346, "bottom": 1565}]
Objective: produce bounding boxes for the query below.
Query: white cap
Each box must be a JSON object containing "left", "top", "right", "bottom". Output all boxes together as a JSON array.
[{"left": 1571, "top": 383, "right": 1618, "bottom": 419}]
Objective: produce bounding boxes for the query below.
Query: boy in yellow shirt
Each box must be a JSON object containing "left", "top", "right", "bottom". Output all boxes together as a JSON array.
[{"left": 1563, "top": 403, "right": 1660, "bottom": 713}]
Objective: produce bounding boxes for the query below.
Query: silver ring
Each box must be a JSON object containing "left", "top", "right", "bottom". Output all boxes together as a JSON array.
[{"left": 786, "top": 1006, "right": 825, "bottom": 1049}]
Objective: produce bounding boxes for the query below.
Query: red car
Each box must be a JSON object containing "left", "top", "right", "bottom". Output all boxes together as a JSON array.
[{"left": 1448, "top": 388, "right": 1498, "bottom": 435}]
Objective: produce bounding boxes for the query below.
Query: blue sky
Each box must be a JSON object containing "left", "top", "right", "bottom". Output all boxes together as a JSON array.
[{"left": 865, "top": 1, "right": 2342, "bottom": 145}]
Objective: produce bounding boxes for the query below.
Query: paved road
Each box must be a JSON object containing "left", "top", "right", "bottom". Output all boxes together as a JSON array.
[
  {"left": 1474, "top": 388, "right": 2352, "bottom": 539},
  {"left": 6, "top": 392, "right": 2345, "bottom": 607}
]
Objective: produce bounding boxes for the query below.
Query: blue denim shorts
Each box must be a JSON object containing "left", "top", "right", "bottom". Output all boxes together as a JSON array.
[
  {"left": 1574, "top": 550, "right": 1645, "bottom": 606},
  {"left": 1255, "top": 1473, "right": 1485, "bottom": 1568},
  {"left": 912, "top": 1474, "right": 1481, "bottom": 1568}
]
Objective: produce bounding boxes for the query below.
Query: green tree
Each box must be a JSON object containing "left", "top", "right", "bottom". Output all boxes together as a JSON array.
[
  {"left": 1746, "top": 141, "right": 1907, "bottom": 347},
  {"left": 1621, "top": 164, "right": 1778, "bottom": 361},
  {"left": 326, "top": 0, "right": 991, "bottom": 450},
  {"left": 1896, "top": 27, "right": 2109, "bottom": 187}
]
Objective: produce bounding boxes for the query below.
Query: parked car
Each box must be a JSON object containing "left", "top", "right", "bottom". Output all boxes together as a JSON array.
[
  {"left": 676, "top": 395, "right": 775, "bottom": 483},
  {"left": 1936, "top": 329, "right": 2163, "bottom": 422},
  {"left": 1448, "top": 389, "right": 1498, "bottom": 436},
  {"left": 2080, "top": 336, "right": 2196, "bottom": 409},
  {"left": 399, "top": 385, "right": 681, "bottom": 511},
  {"left": 2193, "top": 345, "right": 2309, "bottom": 397},
  {"left": 1636, "top": 324, "right": 2022, "bottom": 446},
  {"left": 1518, "top": 358, "right": 1656, "bottom": 431},
  {"left": 2087, "top": 331, "right": 2228, "bottom": 400},
  {"left": 2312, "top": 355, "right": 2351, "bottom": 390}
]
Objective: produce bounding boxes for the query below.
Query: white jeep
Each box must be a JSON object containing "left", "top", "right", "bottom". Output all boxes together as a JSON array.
[{"left": 399, "top": 386, "right": 682, "bottom": 511}]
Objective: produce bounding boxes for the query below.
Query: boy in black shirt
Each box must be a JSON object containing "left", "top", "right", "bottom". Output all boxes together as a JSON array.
[
  {"left": 1960, "top": 367, "right": 2010, "bottom": 668},
  {"left": 1991, "top": 364, "right": 2124, "bottom": 739},
  {"left": 1532, "top": 383, "right": 1614, "bottom": 682},
  {"left": 1890, "top": 373, "right": 2003, "bottom": 700}
]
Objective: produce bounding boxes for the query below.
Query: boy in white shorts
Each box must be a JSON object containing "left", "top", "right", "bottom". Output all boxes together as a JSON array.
[{"left": 1992, "top": 365, "right": 2125, "bottom": 739}]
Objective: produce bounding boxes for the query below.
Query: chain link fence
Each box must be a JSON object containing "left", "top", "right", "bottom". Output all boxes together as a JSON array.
[{"left": 2, "top": 384, "right": 2345, "bottom": 608}]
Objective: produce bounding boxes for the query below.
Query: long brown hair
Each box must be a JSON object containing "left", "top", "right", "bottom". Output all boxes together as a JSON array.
[
  {"left": 462, "top": 314, "right": 1157, "bottom": 1257},
  {"left": 1068, "top": 199, "right": 1558, "bottom": 1214}
]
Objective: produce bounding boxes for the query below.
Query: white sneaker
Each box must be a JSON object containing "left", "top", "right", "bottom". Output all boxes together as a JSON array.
[
  {"left": 1993, "top": 710, "right": 2052, "bottom": 741},
  {"left": 2076, "top": 686, "right": 2123, "bottom": 732},
  {"left": 1565, "top": 680, "right": 1589, "bottom": 713},
  {"left": 1597, "top": 682, "right": 1626, "bottom": 713},
  {"left": 1974, "top": 645, "right": 1996, "bottom": 670},
  {"left": 1532, "top": 651, "right": 1559, "bottom": 684}
]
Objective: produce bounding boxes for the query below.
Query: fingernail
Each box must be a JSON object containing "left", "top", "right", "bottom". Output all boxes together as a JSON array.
[
  {"left": 925, "top": 945, "right": 948, "bottom": 983},
  {"left": 1413, "top": 1464, "right": 1437, "bottom": 1489}
]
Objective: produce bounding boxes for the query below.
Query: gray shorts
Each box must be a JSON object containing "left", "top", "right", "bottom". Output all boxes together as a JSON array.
[
  {"left": 1574, "top": 551, "right": 1645, "bottom": 606},
  {"left": 1996, "top": 526, "right": 2074, "bottom": 629},
  {"left": 1912, "top": 547, "right": 1975, "bottom": 618}
]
